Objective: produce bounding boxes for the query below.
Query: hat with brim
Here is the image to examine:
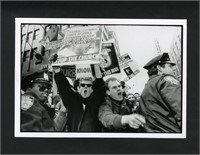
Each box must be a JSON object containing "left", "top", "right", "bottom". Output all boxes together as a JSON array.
[
  {"left": 31, "top": 78, "right": 51, "bottom": 87},
  {"left": 143, "top": 53, "right": 175, "bottom": 70},
  {"left": 21, "top": 72, "right": 51, "bottom": 91}
]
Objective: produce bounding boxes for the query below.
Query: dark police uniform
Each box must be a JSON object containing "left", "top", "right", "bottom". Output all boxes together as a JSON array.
[
  {"left": 21, "top": 72, "right": 55, "bottom": 131},
  {"left": 139, "top": 53, "right": 181, "bottom": 133},
  {"left": 21, "top": 92, "right": 55, "bottom": 131}
]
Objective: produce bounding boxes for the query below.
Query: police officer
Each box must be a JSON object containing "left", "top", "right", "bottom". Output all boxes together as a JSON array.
[
  {"left": 139, "top": 53, "right": 181, "bottom": 133},
  {"left": 21, "top": 72, "right": 67, "bottom": 131}
]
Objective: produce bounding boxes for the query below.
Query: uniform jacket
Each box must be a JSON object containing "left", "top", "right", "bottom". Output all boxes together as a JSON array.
[
  {"left": 54, "top": 71, "right": 106, "bottom": 132},
  {"left": 139, "top": 74, "right": 181, "bottom": 133},
  {"left": 21, "top": 92, "right": 67, "bottom": 132},
  {"left": 98, "top": 96, "right": 140, "bottom": 132}
]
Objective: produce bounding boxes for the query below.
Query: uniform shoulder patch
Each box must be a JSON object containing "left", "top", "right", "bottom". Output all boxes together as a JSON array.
[
  {"left": 21, "top": 95, "right": 34, "bottom": 111},
  {"left": 163, "top": 76, "right": 180, "bottom": 85}
]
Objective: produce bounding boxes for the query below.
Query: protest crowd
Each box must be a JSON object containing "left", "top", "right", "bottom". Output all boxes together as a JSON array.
[{"left": 21, "top": 25, "right": 182, "bottom": 133}]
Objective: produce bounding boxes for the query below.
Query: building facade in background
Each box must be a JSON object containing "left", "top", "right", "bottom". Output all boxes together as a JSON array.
[{"left": 168, "top": 30, "right": 182, "bottom": 82}]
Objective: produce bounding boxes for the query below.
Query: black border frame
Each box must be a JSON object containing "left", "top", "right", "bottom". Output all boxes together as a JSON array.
[{"left": 1, "top": 1, "right": 199, "bottom": 154}]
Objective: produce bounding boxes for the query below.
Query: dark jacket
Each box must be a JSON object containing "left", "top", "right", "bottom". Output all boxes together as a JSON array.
[
  {"left": 54, "top": 71, "right": 106, "bottom": 132},
  {"left": 21, "top": 92, "right": 55, "bottom": 131},
  {"left": 139, "top": 74, "right": 181, "bottom": 133},
  {"left": 21, "top": 92, "right": 67, "bottom": 131},
  {"left": 98, "top": 96, "right": 141, "bottom": 132}
]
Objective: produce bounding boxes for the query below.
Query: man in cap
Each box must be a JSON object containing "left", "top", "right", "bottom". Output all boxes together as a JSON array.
[
  {"left": 98, "top": 77, "right": 145, "bottom": 132},
  {"left": 21, "top": 72, "right": 67, "bottom": 131},
  {"left": 139, "top": 53, "right": 181, "bottom": 133}
]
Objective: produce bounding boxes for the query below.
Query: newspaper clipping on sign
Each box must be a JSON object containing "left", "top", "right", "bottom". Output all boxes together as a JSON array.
[
  {"left": 40, "top": 25, "right": 65, "bottom": 50},
  {"left": 119, "top": 53, "right": 140, "bottom": 82},
  {"left": 100, "top": 41, "right": 121, "bottom": 77},
  {"left": 52, "top": 26, "right": 103, "bottom": 66}
]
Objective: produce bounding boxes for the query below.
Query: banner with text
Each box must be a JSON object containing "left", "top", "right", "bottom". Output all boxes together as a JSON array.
[
  {"left": 118, "top": 53, "right": 140, "bottom": 82},
  {"left": 61, "top": 65, "right": 76, "bottom": 81},
  {"left": 52, "top": 26, "right": 103, "bottom": 66},
  {"left": 76, "top": 64, "right": 94, "bottom": 81}
]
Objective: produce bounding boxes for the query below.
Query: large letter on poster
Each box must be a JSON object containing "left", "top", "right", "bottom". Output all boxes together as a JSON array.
[{"left": 52, "top": 26, "right": 103, "bottom": 66}]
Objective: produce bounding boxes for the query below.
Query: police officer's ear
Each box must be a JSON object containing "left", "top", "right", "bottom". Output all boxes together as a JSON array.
[{"left": 157, "top": 64, "right": 163, "bottom": 73}]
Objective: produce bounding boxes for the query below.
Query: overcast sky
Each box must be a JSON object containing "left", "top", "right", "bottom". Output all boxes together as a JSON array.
[{"left": 109, "top": 25, "right": 181, "bottom": 94}]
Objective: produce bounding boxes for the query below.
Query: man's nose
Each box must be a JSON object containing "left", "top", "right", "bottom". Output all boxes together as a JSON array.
[{"left": 44, "top": 88, "right": 50, "bottom": 93}]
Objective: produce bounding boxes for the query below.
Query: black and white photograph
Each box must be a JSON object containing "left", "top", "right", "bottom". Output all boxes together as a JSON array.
[
  {"left": 1, "top": 1, "right": 199, "bottom": 154},
  {"left": 15, "top": 18, "right": 186, "bottom": 138}
]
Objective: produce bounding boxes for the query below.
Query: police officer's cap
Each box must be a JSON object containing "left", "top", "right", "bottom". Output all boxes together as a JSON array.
[
  {"left": 21, "top": 72, "right": 51, "bottom": 91},
  {"left": 143, "top": 53, "right": 175, "bottom": 70}
]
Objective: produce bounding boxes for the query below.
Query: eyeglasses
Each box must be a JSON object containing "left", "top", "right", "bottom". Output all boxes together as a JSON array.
[
  {"left": 80, "top": 83, "right": 92, "bottom": 88},
  {"left": 37, "top": 84, "right": 51, "bottom": 92}
]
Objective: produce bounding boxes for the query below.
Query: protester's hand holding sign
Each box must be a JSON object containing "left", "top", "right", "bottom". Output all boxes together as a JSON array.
[{"left": 93, "top": 63, "right": 103, "bottom": 79}]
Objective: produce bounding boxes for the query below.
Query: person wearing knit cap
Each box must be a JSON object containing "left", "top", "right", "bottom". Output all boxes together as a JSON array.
[{"left": 139, "top": 53, "right": 181, "bottom": 133}]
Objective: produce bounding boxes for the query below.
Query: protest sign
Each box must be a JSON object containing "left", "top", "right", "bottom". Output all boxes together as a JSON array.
[
  {"left": 76, "top": 64, "right": 94, "bottom": 81},
  {"left": 100, "top": 41, "right": 121, "bottom": 77},
  {"left": 61, "top": 65, "right": 76, "bottom": 80},
  {"left": 40, "top": 25, "right": 65, "bottom": 50},
  {"left": 40, "top": 40, "right": 64, "bottom": 50},
  {"left": 52, "top": 26, "right": 103, "bottom": 66},
  {"left": 119, "top": 53, "right": 140, "bottom": 82}
]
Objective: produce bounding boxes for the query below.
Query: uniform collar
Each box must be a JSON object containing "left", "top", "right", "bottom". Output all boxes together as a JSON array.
[
  {"left": 149, "top": 74, "right": 160, "bottom": 81},
  {"left": 24, "top": 91, "right": 46, "bottom": 105},
  {"left": 24, "top": 91, "right": 40, "bottom": 100}
]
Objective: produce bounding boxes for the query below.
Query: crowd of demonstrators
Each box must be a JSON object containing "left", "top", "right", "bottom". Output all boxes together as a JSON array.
[
  {"left": 126, "top": 93, "right": 139, "bottom": 113},
  {"left": 133, "top": 93, "right": 140, "bottom": 102},
  {"left": 20, "top": 52, "right": 182, "bottom": 133},
  {"left": 21, "top": 72, "right": 67, "bottom": 131},
  {"left": 139, "top": 53, "right": 181, "bottom": 133},
  {"left": 98, "top": 77, "right": 145, "bottom": 132}
]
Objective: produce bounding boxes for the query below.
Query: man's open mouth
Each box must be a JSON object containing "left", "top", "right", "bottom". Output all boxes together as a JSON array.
[
  {"left": 118, "top": 92, "right": 122, "bottom": 97},
  {"left": 83, "top": 90, "right": 88, "bottom": 95}
]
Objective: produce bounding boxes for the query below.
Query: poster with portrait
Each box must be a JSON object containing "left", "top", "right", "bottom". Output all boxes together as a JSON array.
[
  {"left": 118, "top": 53, "right": 140, "bottom": 82},
  {"left": 100, "top": 41, "right": 121, "bottom": 77}
]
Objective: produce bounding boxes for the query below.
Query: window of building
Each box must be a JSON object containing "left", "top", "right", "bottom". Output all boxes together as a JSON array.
[
  {"left": 30, "top": 47, "right": 37, "bottom": 60},
  {"left": 22, "top": 34, "right": 26, "bottom": 41},
  {"left": 23, "top": 50, "right": 30, "bottom": 62},
  {"left": 26, "top": 32, "right": 33, "bottom": 42},
  {"left": 33, "top": 29, "right": 40, "bottom": 40}
]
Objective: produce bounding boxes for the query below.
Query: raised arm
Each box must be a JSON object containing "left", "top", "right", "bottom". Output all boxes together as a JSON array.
[{"left": 53, "top": 67, "right": 76, "bottom": 108}]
